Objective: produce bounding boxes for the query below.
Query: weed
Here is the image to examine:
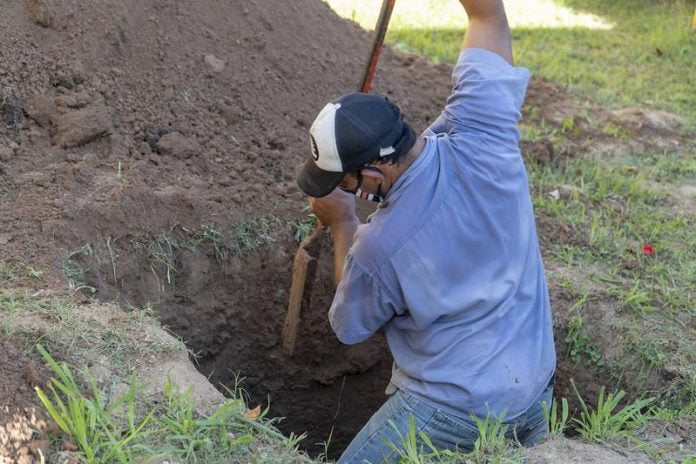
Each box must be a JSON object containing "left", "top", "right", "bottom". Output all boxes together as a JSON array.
[
  {"left": 202, "top": 217, "right": 282, "bottom": 262},
  {"left": 571, "top": 380, "right": 654, "bottom": 442},
  {"left": 202, "top": 224, "right": 229, "bottom": 262},
  {"left": 315, "top": 427, "right": 334, "bottom": 462},
  {"left": 564, "top": 295, "right": 604, "bottom": 368},
  {"left": 61, "top": 244, "right": 95, "bottom": 292},
  {"left": 147, "top": 233, "right": 179, "bottom": 286},
  {"left": 610, "top": 283, "right": 655, "bottom": 314},
  {"left": 565, "top": 315, "right": 603, "bottom": 367},
  {"left": 469, "top": 411, "right": 513, "bottom": 463},
  {"left": 116, "top": 162, "right": 126, "bottom": 187},
  {"left": 26, "top": 266, "right": 43, "bottom": 280},
  {"left": 293, "top": 207, "right": 318, "bottom": 242},
  {"left": 542, "top": 397, "right": 570, "bottom": 438},
  {"left": 35, "top": 344, "right": 152, "bottom": 463},
  {"left": 0, "top": 260, "right": 19, "bottom": 281},
  {"left": 231, "top": 216, "right": 280, "bottom": 256},
  {"left": 386, "top": 415, "right": 451, "bottom": 464},
  {"left": 560, "top": 115, "right": 576, "bottom": 135},
  {"left": 156, "top": 378, "right": 254, "bottom": 462}
]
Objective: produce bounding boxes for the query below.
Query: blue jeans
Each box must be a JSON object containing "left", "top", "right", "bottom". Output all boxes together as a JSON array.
[{"left": 338, "top": 382, "right": 553, "bottom": 464}]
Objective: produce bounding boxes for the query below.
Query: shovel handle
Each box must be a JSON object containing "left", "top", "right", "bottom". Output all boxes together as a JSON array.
[
  {"left": 359, "top": 0, "right": 396, "bottom": 93},
  {"left": 283, "top": 0, "right": 397, "bottom": 356}
]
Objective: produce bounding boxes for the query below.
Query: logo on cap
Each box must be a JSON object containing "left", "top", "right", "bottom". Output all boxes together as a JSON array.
[{"left": 310, "top": 135, "right": 319, "bottom": 161}]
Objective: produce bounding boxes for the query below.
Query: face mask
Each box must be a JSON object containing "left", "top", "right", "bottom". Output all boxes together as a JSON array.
[{"left": 354, "top": 188, "right": 382, "bottom": 203}]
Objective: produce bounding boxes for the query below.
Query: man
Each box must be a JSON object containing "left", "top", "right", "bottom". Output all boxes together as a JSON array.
[{"left": 297, "top": 0, "right": 556, "bottom": 462}]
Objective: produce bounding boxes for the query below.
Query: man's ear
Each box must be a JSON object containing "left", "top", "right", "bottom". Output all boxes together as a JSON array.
[{"left": 360, "top": 167, "right": 385, "bottom": 182}]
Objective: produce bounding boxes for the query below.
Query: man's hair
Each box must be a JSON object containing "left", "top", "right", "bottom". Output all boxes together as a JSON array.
[{"left": 373, "top": 121, "right": 417, "bottom": 166}]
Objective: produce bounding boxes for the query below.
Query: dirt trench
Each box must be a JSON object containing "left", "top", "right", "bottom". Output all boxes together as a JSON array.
[{"left": 59, "top": 212, "right": 391, "bottom": 457}]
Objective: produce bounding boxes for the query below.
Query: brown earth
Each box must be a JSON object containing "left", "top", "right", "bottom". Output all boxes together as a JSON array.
[
  {"left": 0, "top": 339, "right": 50, "bottom": 464},
  {"left": 0, "top": 0, "right": 691, "bottom": 461}
]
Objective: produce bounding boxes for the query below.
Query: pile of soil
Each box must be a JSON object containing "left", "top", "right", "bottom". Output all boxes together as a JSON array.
[
  {"left": 0, "top": 0, "right": 690, "bottom": 459},
  {"left": 0, "top": 0, "right": 449, "bottom": 456}
]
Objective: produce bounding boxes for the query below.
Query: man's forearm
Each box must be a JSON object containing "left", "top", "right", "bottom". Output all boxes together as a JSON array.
[
  {"left": 330, "top": 219, "right": 359, "bottom": 288},
  {"left": 459, "top": 0, "right": 513, "bottom": 64}
]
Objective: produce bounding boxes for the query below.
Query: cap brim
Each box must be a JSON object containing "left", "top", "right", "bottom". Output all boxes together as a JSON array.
[{"left": 297, "top": 158, "right": 344, "bottom": 198}]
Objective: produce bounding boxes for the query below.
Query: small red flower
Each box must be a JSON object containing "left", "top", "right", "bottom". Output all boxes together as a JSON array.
[{"left": 642, "top": 243, "right": 654, "bottom": 255}]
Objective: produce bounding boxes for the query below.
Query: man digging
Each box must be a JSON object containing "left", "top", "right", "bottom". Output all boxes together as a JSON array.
[{"left": 297, "top": 0, "right": 556, "bottom": 462}]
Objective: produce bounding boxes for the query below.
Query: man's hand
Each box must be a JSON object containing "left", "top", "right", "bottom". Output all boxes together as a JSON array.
[
  {"left": 308, "top": 189, "right": 357, "bottom": 227},
  {"left": 308, "top": 189, "right": 359, "bottom": 286}
]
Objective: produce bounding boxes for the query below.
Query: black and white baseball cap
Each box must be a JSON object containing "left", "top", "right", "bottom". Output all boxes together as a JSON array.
[{"left": 297, "top": 92, "right": 416, "bottom": 198}]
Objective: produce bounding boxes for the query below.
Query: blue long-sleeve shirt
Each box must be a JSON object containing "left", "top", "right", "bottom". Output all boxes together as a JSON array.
[{"left": 328, "top": 48, "right": 556, "bottom": 420}]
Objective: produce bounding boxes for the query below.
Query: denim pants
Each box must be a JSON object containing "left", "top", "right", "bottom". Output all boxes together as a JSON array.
[{"left": 337, "top": 381, "right": 553, "bottom": 464}]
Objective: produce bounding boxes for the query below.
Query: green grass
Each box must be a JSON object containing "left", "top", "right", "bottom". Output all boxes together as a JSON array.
[
  {"left": 35, "top": 345, "right": 310, "bottom": 464},
  {"left": 0, "top": 291, "right": 184, "bottom": 373},
  {"left": 571, "top": 380, "right": 654, "bottom": 443},
  {"left": 36, "top": 344, "right": 152, "bottom": 464},
  {"left": 529, "top": 151, "right": 696, "bottom": 381},
  {"left": 326, "top": 0, "right": 696, "bottom": 124},
  {"left": 61, "top": 244, "right": 95, "bottom": 292},
  {"left": 543, "top": 397, "right": 570, "bottom": 438}
]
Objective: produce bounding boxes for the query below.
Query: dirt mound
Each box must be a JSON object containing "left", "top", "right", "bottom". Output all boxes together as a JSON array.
[{"left": 0, "top": 0, "right": 450, "bottom": 456}]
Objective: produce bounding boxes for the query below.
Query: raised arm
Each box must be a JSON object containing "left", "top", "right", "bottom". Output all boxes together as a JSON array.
[{"left": 460, "top": 0, "right": 513, "bottom": 64}]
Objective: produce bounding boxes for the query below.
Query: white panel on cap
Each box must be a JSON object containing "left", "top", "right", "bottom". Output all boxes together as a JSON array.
[{"left": 309, "top": 103, "right": 343, "bottom": 173}]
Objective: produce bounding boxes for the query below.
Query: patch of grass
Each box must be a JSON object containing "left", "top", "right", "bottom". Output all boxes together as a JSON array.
[
  {"left": 0, "top": 259, "right": 20, "bottom": 282},
  {"left": 468, "top": 411, "right": 517, "bottom": 464},
  {"left": 147, "top": 233, "right": 180, "bottom": 286},
  {"left": 327, "top": 0, "right": 696, "bottom": 124},
  {"left": 530, "top": 149, "right": 695, "bottom": 383},
  {"left": 543, "top": 397, "right": 570, "bottom": 438},
  {"left": 386, "top": 416, "right": 451, "bottom": 464},
  {"left": 1, "top": 291, "right": 184, "bottom": 374},
  {"left": 202, "top": 217, "right": 283, "bottom": 261},
  {"left": 153, "top": 378, "right": 255, "bottom": 462},
  {"left": 385, "top": 412, "right": 523, "bottom": 464},
  {"left": 62, "top": 244, "right": 95, "bottom": 292},
  {"left": 35, "top": 346, "right": 308, "bottom": 464},
  {"left": 293, "top": 207, "right": 318, "bottom": 242},
  {"left": 563, "top": 291, "right": 604, "bottom": 368},
  {"left": 26, "top": 266, "right": 43, "bottom": 280},
  {"left": 565, "top": 311, "right": 604, "bottom": 368},
  {"left": 571, "top": 380, "right": 654, "bottom": 443},
  {"left": 35, "top": 344, "right": 152, "bottom": 464}
]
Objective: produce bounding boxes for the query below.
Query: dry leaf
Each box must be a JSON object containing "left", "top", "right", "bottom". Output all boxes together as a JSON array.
[
  {"left": 244, "top": 405, "right": 261, "bottom": 420},
  {"left": 61, "top": 440, "right": 78, "bottom": 451},
  {"left": 548, "top": 189, "right": 560, "bottom": 200}
]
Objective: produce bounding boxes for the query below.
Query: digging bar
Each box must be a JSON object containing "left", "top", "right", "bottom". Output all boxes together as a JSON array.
[{"left": 282, "top": 0, "right": 397, "bottom": 355}]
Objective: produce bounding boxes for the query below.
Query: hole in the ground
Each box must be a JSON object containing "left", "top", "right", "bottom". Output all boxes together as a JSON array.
[{"left": 66, "top": 224, "right": 392, "bottom": 459}]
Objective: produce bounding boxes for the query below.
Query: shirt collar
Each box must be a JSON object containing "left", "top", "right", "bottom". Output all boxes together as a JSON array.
[{"left": 381, "top": 137, "right": 434, "bottom": 207}]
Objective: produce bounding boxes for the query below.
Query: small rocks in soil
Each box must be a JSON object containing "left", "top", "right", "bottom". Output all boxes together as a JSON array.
[{"left": 156, "top": 131, "right": 200, "bottom": 159}]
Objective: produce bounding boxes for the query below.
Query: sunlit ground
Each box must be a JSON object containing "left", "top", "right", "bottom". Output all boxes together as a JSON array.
[{"left": 325, "top": 0, "right": 614, "bottom": 30}]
